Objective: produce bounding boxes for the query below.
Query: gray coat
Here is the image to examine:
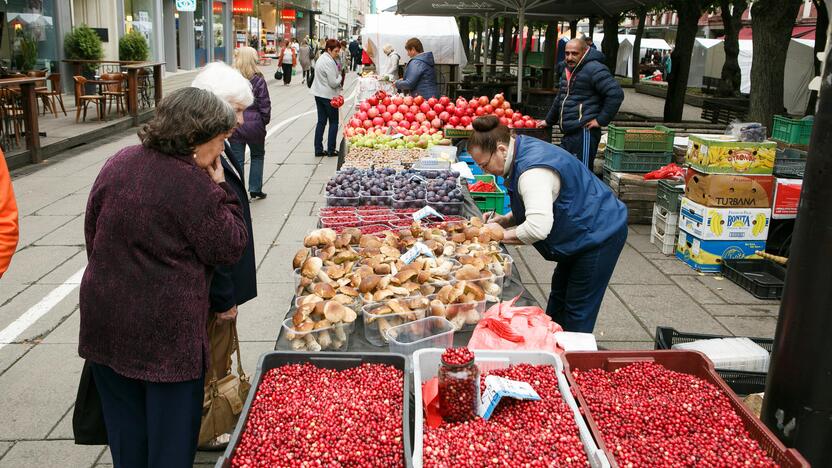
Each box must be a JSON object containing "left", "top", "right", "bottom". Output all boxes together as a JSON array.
[{"left": 310, "top": 52, "right": 342, "bottom": 99}]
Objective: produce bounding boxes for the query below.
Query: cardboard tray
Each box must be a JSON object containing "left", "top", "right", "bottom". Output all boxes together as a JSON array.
[
  {"left": 215, "top": 352, "right": 411, "bottom": 468},
  {"left": 561, "top": 350, "right": 808, "bottom": 468}
]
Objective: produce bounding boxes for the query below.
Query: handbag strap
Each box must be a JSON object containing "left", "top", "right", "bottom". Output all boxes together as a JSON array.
[{"left": 231, "top": 321, "right": 247, "bottom": 380}]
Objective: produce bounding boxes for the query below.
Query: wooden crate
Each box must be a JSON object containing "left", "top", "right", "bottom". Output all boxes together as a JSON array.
[{"left": 605, "top": 170, "right": 659, "bottom": 225}]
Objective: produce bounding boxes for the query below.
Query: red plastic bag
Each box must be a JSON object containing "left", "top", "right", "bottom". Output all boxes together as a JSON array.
[
  {"left": 467, "top": 296, "right": 562, "bottom": 352},
  {"left": 643, "top": 163, "right": 684, "bottom": 180}
]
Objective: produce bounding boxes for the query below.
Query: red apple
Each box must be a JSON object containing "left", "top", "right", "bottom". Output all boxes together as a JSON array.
[
  {"left": 404, "top": 112, "right": 415, "bottom": 122},
  {"left": 360, "top": 102, "right": 371, "bottom": 112},
  {"left": 502, "top": 101, "right": 511, "bottom": 109},
  {"left": 438, "top": 111, "right": 450, "bottom": 122},
  {"left": 367, "top": 97, "right": 378, "bottom": 106},
  {"left": 397, "top": 104, "right": 409, "bottom": 113},
  {"left": 410, "top": 121, "right": 419, "bottom": 130},
  {"left": 484, "top": 104, "right": 494, "bottom": 114},
  {"left": 382, "top": 97, "right": 391, "bottom": 106},
  {"left": 505, "top": 110, "right": 514, "bottom": 119},
  {"left": 427, "top": 97, "right": 438, "bottom": 107},
  {"left": 460, "top": 116, "right": 472, "bottom": 126},
  {"left": 431, "top": 117, "right": 442, "bottom": 129},
  {"left": 357, "top": 111, "right": 368, "bottom": 121},
  {"left": 349, "top": 118, "right": 361, "bottom": 128},
  {"left": 495, "top": 93, "right": 505, "bottom": 103},
  {"left": 386, "top": 104, "right": 397, "bottom": 113},
  {"left": 478, "top": 96, "right": 489, "bottom": 106},
  {"left": 433, "top": 103, "right": 445, "bottom": 114},
  {"left": 446, "top": 103, "right": 455, "bottom": 113},
  {"left": 376, "top": 103, "right": 386, "bottom": 113},
  {"left": 454, "top": 108, "right": 465, "bottom": 118},
  {"left": 409, "top": 105, "right": 419, "bottom": 114},
  {"left": 393, "top": 112, "right": 404, "bottom": 121},
  {"left": 499, "top": 117, "right": 509, "bottom": 126},
  {"left": 363, "top": 120, "right": 373, "bottom": 129},
  {"left": 513, "top": 120, "right": 525, "bottom": 128},
  {"left": 449, "top": 115, "right": 460, "bottom": 126},
  {"left": 475, "top": 107, "right": 486, "bottom": 116},
  {"left": 414, "top": 96, "right": 425, "bottom": 106},
  {"left": 403, "top": 96, "right": 414, "bottom": 106},
  {"left": 382, "top": 112, "right": 392, "bottom": 121},
  {"left": 392, "top": 96, "right": 404, "bottom": 106},
  {"left": 415, "top": 113, "right": 426, "bottom": 122},
  {"left": 367, "top": 108, "right": 379, "bottom": 119},
  {"left": 426, "top": 110, "right": 437, "bottom": 120},
  {"left": 490, "top": 98, "right": 500, "bottom": 107},
  {"left": 419, "top": 102, "right": 431, "bottom": 113}
]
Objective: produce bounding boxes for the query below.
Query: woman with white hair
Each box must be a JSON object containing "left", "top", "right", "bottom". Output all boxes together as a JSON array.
[
  {"left": 191, "top": 62, "right": 259, "bottom": 451},
  {"left": 381, "top": 44, "right": 400, "bottom": 80}
]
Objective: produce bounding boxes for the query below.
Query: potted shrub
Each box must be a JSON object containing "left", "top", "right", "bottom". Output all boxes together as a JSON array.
[
  {"left": 119, "top": 30, "right": 149, "bottom": 62},
  {"left": 64, "top": 25, "right": 103, "bottom": 92},
  {"left": 16, "top": 32, "right": 38, "bottom": 72}
]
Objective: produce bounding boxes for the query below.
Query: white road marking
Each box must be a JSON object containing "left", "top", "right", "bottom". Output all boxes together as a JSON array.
[
  {"left": 0, "top": 266, "right": 85, "bottom": 349},
  {"left": 0, "top": 78, "right": 362, "bottom": 350}
]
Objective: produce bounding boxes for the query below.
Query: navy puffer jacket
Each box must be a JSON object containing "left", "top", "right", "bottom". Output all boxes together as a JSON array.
[
  {"left": 395, "top": 52, "right": 439, "bottom": 99},
  {"left": 546, "top": 49, "right": 623, "bottom": 134}
]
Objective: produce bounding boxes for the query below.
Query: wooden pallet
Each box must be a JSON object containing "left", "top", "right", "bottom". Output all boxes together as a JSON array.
[{"left": 604, "top": 170, "right": 660, "bottom": 225}]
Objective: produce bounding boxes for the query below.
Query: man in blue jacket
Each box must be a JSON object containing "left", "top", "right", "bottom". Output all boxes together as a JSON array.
[
  {"left": 546, "top": 38, "right": 624, "bottom": 170},
  {"left": 394, "top": 37, "right": 439, "bottom": 99}
]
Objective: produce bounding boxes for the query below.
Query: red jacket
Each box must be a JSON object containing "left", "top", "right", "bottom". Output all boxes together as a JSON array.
[
  {"left": 79, "top": 145, "right": 248, "bottom": 382},
  {"left": 0, "top": 151, "right": 18, "bottom": 278}
]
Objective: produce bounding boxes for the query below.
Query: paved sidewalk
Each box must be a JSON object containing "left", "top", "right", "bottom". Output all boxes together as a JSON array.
[{"left": 0, "top": 68, "right": 778, "bottom": 467}]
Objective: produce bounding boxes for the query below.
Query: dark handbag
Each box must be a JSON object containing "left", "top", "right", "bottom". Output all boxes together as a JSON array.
[
  {"left": 274, "top": 69, "right": 283, "bottom": 80},
  {"left": 307, "top": 67, "right": 315, "bottom": 88},
  {"left": 72, "top": 360, "right": 108, "bottom": 445}
]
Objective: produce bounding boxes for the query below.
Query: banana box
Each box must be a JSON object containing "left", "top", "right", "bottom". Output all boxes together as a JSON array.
[
  {"left": 676, "top": 230, "right": 765, "bottom": 273},
  {"left": 679, "top": 197, "right": 770, "bottom": 241},
  {"left": 684, "top": 169, "right": 775, "bottom": 208},
  {"left": 686, "top": 135, "right": 776, "bottom": 175}
]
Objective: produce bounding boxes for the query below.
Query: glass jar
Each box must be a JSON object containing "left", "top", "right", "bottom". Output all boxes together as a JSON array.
[{"left": 438, "top": 354, "right": 480, "bottom": 423}]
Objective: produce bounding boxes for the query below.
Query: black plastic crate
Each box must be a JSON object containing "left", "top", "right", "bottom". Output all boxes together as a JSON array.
[
  {"left": 722, "top": 259, "right": 787, "bottom": 300},
  {"left": 216, "top": 352, "right": 410, "bottom": 467},
  {"left": 654, "top": 326, "right": 773, "bottom": 396}
]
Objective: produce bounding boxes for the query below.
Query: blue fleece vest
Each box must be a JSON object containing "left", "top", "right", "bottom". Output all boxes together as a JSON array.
[{"left": 507, "top": 136, "right": 628, "bottom": 261}]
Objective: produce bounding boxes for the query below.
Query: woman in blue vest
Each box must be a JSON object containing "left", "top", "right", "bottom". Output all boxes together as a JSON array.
[{"left": 467, "top": 116, "right": 628, "bottom": 332}]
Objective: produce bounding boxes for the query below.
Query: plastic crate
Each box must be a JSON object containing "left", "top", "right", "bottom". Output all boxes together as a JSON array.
[
  {"left": 721, "top": 259, "right": 786, "bottom": 300},
  {"left": 467, "top": 174, "right": 508, "bottom": 215},
  {"left": 412, "top": 349, "right": 609, "bottom": 468},
  {"left": 774, "top": 147, "right": 807, "bottom": 179},
  {"left": 606, "top": 124, "right": 675, "bottom": 152},
  {"left": 216, "top": 352, "right": 411, "bottom": 468},
  {"left": 603, "top": 147, "right": 672, "bottom": 173},
  {"left": 651, "top": 205, "right": 678, "bottom": 256},
  {"left": 656, "top": 179, "right": 685, "bottom": 213},
  {"left": 653, "top": 327, "right": 773, "bottom": 396},
  {"left": 771, "top": 115, "right": 813, "bottom": 146},
  {"left": 562, "top": 350, "right": 808, "bottom": 468}
]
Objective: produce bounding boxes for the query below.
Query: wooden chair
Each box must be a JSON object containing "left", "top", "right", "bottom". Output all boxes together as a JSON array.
[
  {"left": 73, "top": 76, "right": 105, "bottom": 122},
  {"left": 36, "top": 73, "right": 67, "bottom": 117},
  {"left": 0, "top": 88, "right": 25, "bottom": 148},
  {"left": 100, "top": 73, "right": 127, "bottom": 116}
]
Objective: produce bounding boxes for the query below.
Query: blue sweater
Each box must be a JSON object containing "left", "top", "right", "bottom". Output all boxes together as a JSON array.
[
  {"left": 395, "top": 52, "right": 439, "bottom": 99},
  {"left": 507, "top": 136, "right": 628, "bottom": 261},
  {"left": 546, "top": 49, "right": 624, "bottom": 134}
]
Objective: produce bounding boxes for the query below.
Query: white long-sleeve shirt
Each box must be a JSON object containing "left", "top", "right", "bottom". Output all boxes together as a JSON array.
[
  {"left": 381, "top": 52, "right": 400, "bottom": 80},
  {"left": 503, "top": 138, "right": 561, "bottom": 245}
]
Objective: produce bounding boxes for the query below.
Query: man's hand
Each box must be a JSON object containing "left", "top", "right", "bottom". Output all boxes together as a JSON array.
[
  {"left": 585, "top": 119, "right": 601, "bottom": 129},
  {"left": 216, "top": 305, "right": 238, "bottom": 323}
]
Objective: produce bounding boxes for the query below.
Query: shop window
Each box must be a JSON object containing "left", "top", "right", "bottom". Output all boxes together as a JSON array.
[{"left": 0, "top": 0, "right": 58, "bottom": 73}]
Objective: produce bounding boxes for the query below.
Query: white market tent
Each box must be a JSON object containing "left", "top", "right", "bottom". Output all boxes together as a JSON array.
[
  {"left": 594, "top": 34, "right": 671, "bottom": 77},
  {"left": 688, "top": 38, "right": 724, "bottom": 88},
  {"left": 360, "top": 13, "right": 468, "bottom": 74},
  {"left": 737, "top": 39, "right": 813, "bottom": 115}
]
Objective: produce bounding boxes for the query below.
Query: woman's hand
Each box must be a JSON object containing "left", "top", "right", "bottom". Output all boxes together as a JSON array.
[
  {"left": 216, "top": 305, "right": 238, "bottom": 323},
  {"left": 205, "top": 156, "right": 225, "bottom": 185},
  {"left": 484, "top": 212, "right": 513, "bottom": 228},
  {"left": 500, "top": 229, "right": 524, "bottom": 245}
]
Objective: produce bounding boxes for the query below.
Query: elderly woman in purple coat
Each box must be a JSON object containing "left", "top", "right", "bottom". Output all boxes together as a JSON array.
[{"left": 228, "top": 46, "right": 272, "bottom": 200}]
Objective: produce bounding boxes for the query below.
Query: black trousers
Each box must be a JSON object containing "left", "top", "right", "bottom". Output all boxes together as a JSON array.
[
  {"left": 281, "top": 63, "right": 293, "bottom": 84},
  {"left": 90, "top": 363, "right": 204, "bottom": 468},
  {"left": 560, "top": 127, "right": 602, "bottom": 171}
]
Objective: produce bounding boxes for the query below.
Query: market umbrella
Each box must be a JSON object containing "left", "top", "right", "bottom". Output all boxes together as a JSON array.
[{"left": 397, "top": 0, "right": 662, "bottom": 101}]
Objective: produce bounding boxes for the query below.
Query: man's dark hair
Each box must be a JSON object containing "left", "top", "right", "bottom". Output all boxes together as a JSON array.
[
  {"left": 405, "top": 38, "right": 424, "bottom": 53},
  {"left": 138, "top": 87, "right": 236, "bottom": 156}
]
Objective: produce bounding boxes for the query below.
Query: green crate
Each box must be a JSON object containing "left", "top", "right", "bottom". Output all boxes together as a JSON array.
[
  {"left": 467, "top": 175, "right": 507, "bottom": 214},
  {"left": 656, "top": 179, "right": 685, "bottom": 213},
  {"left": 443, "top": 127, "right": 474, "bottom": 138},
  {"left": 771, "top": 115, "right": 813, "bottom": 146},
  {"left": 603, "top": 147, "right": 672, "bottom": 173},
  {"left": 606, "top": 124, "right": 675, "bottom": 152}
]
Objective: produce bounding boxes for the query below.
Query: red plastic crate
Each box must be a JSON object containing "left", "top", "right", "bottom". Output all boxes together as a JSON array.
[{"left": 561, "top": 350, "right": 808, "bottom": 468}]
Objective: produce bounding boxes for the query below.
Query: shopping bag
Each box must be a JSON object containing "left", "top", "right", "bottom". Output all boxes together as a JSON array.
[
  {"left": 467, "top": 296, "right": 562, "bottom": 352},
  {"left": 274, "top": 69, "right": 283, "bottom": 81}
]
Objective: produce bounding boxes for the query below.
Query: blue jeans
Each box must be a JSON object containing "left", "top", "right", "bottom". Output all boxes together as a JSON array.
[
  {"left": 560, "top": 127, "right": 602, "bottom": 171},
  {"left": 314, "top": 96, "right": 339, "bottom": 154},
  {"left": 229, "top": 141, "right": 265, "bottom": 193},
  {"left": 546, "top": 224, "right": 628, "bottom": 332},
  {"left": 91, "top": 363, "right": 204, "bottom": 468}
]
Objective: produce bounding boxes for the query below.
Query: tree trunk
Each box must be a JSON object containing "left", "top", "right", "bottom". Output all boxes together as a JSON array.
[
  {"left": 569, "top": 20, "right": 578, "bottom": 38},
  {"left": 663, "top": 0, "right": 704, "bottom": 122},
  {"left": 748, "top": 0, "right": 803, "bottom": 128},
  {"left": 631, "top": 8, "right": 647, "bottom": 86},
  {"left": 717, "top": 0, "right": 747, "bottom": 97},
  {"left": 459, "top": 17, "right": 471, "bottom": 60},
  {"left": 490, "top": 18, "right": 500, "bottom": 65},
  {"left": 601, "top": 14, "right": 621, "bottom": 73},
  {"left": 474, "top": 18, "right": 483, "bottom": 63},
  {"left": 543, "top": 21, "right": 557, "bottom": 88},
  {"left": 806, "top": 0, "right": 828, "bottom": 114},
  {"left": 503, "top": 19, "right": 514, "bottom": 73}
]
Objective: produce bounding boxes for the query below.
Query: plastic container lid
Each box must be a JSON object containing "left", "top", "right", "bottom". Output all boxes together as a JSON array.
[{"left": 385, "top": 317, "right": 454, "bottom": 369}]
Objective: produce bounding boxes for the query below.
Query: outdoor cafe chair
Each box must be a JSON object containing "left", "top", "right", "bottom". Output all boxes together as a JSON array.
[
  {"left": 73, "top": 76, "right": 105, "bottom": 122},
  {"left": 100, "top": 72, "right": 127, "bottom": 116},
  {"left": 36, "top": 73, "right": 67, "bottom": 118}
]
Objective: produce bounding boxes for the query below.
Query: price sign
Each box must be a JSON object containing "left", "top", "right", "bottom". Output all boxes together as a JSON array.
[
  {"left": 401, "top": 242, "right": 435, "bottom": 264},
  {"left": 176, "top": 0, "right": 197, "bottom": 12},
  {"left": 412, "top": 205, "right": 444, "bottom": 221}
]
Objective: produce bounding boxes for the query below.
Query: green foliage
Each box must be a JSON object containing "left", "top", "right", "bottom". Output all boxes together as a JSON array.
[
  {"left": 17, "top": 32, "right": 38, "bottom": 71},
  {"left": 119, "top": 30, "right": 150, "bottom": 61},
  {"left": 64, "top": 25, "right": 103, "bottom": 72}
]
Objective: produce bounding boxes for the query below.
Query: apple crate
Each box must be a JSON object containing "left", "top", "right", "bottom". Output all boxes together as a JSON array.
[{"left": 562, "top": 350, "right": 809, "bottom": 468}]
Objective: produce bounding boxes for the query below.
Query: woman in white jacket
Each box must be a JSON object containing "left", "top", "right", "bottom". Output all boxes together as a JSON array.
[
  {"left": 381, "top": 44, "right": 400, "bottom": 80},
  {"left": 311, "top": 39, "right": 343, "bottom": 157}
]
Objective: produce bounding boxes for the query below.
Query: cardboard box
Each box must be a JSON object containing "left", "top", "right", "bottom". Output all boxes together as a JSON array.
[
  {"left": 772, "top": 178, "right": 803, "bottom": 219},
  {"left": 679, "top": 197, "right": 771, "bottom": 241},
  {"left": 686, "top": 135, "right": 776, "bottom": 175},
  {"left": 684, "top": 169, "right": 775, "bottom": 208},
  {"left": 676, "top": 230, "right": 765, "bottom": 273}
]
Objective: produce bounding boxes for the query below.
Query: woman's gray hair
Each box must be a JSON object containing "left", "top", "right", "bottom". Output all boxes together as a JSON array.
[
  {"left": 191, "top": 62, "right": 254, "bottom": 109},
  {"left": 383, "top": 44, "right": 394, "bottom": 55},
  {"left": 138, "top": 87, "right": 237, "bottom": 156}
]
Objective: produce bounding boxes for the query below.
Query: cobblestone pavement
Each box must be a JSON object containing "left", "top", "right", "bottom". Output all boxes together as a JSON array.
[{"left": 0, "top": 66, "right": 777, "bottom": 467}]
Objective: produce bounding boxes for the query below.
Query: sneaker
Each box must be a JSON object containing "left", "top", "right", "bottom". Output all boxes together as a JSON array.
[
  {"left": 198, "top": 432, "right": 231, "bottom": 451},
  {"left": 250, "top": 192, "right": 268, "bottom": 200}
]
